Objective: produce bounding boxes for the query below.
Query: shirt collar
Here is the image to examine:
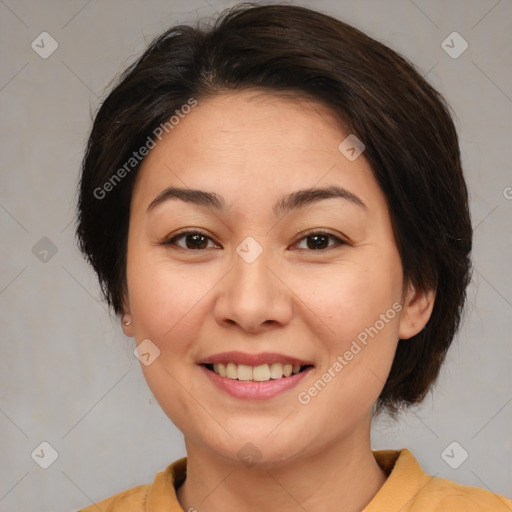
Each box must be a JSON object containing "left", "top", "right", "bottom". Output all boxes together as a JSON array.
[{"left": 146, "top": 449, "right": 429, "bottom": 512}]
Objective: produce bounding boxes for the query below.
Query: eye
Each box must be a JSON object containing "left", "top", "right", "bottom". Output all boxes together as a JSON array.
[
  {"left": 293, "top": 231, "right": 347, "bottom": 251},
  {"left": 161, "top": 229, "right": 347, "bottom": 252},
  {"left": 162, "top": 231, "right": 220, "bottom": 250}
]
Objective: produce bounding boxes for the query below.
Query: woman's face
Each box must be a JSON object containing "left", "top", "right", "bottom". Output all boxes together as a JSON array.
[{"left": 124, "top": 90, "right": 424, "bottom": 465}]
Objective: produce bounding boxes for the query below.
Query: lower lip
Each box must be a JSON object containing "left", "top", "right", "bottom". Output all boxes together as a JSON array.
[{"left": 200, "top": 365, "right": 312, "bottom": 400}]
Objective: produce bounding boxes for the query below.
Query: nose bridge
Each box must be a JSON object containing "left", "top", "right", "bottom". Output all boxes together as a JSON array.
[
  {"left": 234, "top": 240, "right": 272, "bottom": 294},
  {"left": 214, "top": 235, "right": 292, "bottom": 331},
  {"left": 232, "top": 236, "right": 277, "bottom": 304}
]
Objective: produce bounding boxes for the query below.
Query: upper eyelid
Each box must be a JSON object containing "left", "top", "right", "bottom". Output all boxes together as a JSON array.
[
  {"left": 163, "top": 230, "right": 220, "bottom": 248},
  {"left": 292, "top": 231, "right": 347, "bottom": 249}
]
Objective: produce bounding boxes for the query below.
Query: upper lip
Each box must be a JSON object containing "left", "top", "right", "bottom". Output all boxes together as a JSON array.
[{"left": 197, "top": 351, "right": 313, "bottom": 367}]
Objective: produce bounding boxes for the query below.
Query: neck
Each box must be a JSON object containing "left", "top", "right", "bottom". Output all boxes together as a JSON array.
[{"left": 177, "top": 424, "right": 387, "bottom": 512}]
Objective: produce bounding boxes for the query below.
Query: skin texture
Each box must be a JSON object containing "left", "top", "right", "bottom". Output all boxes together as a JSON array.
[{"left": 122, "top": 90, "right": 434, "bottom": 512}]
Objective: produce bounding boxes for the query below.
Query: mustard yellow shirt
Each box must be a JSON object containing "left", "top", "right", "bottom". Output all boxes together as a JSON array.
[{"left": 78, "top": 449, "right": 511, "bottom": 511}]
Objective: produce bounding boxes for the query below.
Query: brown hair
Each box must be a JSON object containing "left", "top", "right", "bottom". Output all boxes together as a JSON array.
[{"left": 76, "top": 3, "right": 472, "bottom": 415}]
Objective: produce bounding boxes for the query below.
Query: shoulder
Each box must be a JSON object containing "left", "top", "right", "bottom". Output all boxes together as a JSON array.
[
  {"left": 76, "top": 458, "right": 187, "bottom": 512},
  {"left": 412, "top": 475, "right": 512, "bottom": 512},
  {"left": 369, "top": 449, "right": 511, "bottom": 512},
  {"left": 77, "top": 483, "right": 149, "bottom": 511}
]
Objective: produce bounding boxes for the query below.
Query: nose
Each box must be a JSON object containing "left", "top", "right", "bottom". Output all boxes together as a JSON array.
[{"left": 213, "top": 243, "right": 293, "bottom": 333}]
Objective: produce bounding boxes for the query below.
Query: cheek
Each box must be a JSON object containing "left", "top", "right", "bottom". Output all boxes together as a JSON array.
[
  {"left": 303, "top": 259, "right": 403, "bottom": 341},
  {"left": 299, "top": 257, "right": 403, "bottom": 399},
  {"left": 125, "top": 249, "right": 219, "bottom": 430},
  {"left": 290, "top": 267, "right": 403, "bottom": 443},
  {"left": 125, "top": 247, "right": 217, "bottom": 349}
]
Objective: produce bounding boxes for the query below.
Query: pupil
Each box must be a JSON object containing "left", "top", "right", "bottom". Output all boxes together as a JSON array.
[
  {"left": 308, "top": 234, "right": 327, "bottom": 250},
  {"left": 187, "top": 234, "right": 206, "bottom": 249}
]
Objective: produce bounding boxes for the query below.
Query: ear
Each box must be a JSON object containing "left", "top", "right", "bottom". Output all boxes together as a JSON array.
[{"left": 398, "top": 282, "right": 436, "bottom": 340}]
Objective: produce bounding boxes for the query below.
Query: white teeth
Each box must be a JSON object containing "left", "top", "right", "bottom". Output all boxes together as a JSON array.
[
  {"left": 237, "top": 364, "right": 253, "bottom": 381},
  {"left": 270, "top": 362, "right": 284, "bottom": 379},
  {"left": 253, "top": 364, "right": 271, "bottom": 382},
  {"left": 210, "top": 362, "right": 304, "bottom": 381},
  {"left": 226, "top": 363, "right": 237, "bottom": 379}
]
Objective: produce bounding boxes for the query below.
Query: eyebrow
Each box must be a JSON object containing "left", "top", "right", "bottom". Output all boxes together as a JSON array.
[{"left": 146, "top": 184, "right": 366, "bottom": 216}]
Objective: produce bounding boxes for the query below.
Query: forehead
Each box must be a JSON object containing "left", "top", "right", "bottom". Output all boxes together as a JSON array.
[{"left": 130, "top": 90, "right": 385, "bottom": 216}]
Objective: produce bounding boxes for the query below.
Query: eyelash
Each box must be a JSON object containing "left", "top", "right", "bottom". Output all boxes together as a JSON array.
[{"left": 161, "top": 229, "right": 348, "bottom": 252}]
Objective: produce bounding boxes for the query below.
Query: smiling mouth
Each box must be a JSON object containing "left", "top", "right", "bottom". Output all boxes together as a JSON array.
[{"left": 203, "top": 362, "right": 313, "bottom": 382}]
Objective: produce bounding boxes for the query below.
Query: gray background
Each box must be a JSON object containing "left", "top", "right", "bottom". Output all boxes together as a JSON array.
[{"left": 1, "top": 0, "right": 511, "bottom": 510}]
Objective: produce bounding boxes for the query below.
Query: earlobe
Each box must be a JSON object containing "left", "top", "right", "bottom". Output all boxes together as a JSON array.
[
  {"left": 121, "top": 313, "right": 134, "bottom": 337},
  {"left": 398, "top": 283, "right": 436, "bottom": 340},
  {"left": 120, "top": 294, "right": 134, "bottom": 337}
]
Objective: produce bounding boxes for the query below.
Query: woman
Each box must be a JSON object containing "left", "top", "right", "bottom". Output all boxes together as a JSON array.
[{"left": 76, "top": 3, "right": 511, "bottom": 511}]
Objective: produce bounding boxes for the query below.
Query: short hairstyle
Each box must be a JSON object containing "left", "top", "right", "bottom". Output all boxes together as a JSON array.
[{"left": 76, "top": 2, "right": 472, "bottom": 416}]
